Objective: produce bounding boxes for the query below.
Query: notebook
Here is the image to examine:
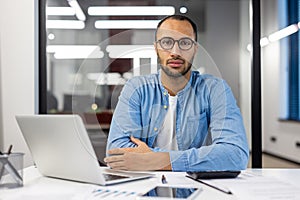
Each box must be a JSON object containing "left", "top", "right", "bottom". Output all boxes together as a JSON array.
[{"left": 16, "top": 114, "right": 153, "bottom": 185}]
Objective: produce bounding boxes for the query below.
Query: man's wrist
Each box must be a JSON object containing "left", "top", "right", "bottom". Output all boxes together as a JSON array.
[{"left": 147, "top": 152, "right": 172, "bottom": 171}]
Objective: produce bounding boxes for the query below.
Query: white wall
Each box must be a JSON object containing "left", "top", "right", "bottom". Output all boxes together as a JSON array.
[{"left": 0, "top": 0, "right": 36, "bottom": 167}]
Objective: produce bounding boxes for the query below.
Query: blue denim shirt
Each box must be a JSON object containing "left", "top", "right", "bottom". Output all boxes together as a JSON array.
[{"left": 106, "top": 70, "right": 249, "bottom": 172}]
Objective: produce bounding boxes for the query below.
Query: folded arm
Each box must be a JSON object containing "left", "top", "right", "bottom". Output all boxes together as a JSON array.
[
  {"left": 104, "top": 136, "right": 172, "bottom": 171},
  {"left": 105, "top": 135, "right": 248, "bottom": 171}
]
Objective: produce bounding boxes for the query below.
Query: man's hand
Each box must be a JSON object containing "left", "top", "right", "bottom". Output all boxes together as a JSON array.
[
  {"left": 104, "top": 136, "right": 172, "bottom": 171},
  {"left": 104, "top": 151, "right": 171, "bottom": 171}
]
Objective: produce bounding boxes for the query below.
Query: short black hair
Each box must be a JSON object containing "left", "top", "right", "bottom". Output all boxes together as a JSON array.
[{"left": 155, "top": 15, "right": 198, "bottom": 42}]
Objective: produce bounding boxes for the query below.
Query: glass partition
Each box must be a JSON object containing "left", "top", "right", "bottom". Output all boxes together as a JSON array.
[{"left": 41, "top": 0, "right": 252, "bottom": 165}]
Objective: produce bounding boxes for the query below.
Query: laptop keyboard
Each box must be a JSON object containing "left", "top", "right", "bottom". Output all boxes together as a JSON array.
[{"left": 103, "top": 173, "right": 128, "bottom": 181}]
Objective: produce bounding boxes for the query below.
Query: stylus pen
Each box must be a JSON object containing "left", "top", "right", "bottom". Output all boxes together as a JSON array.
[
  {"left": 186, "top": 176, "right": 233, "bottom": 195},
  {"left": 161, "top": 174, "right": 167, "bottom": 184}
]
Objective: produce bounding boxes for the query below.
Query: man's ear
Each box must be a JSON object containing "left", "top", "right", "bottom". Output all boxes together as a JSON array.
[
  {"left": 193, "top": 42, "right": 199, "bottom": 56},
  {"left": 154, "top": 42, "right": 158, "bottom": 53}
]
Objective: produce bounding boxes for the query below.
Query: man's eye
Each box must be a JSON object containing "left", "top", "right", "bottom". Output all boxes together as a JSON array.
[
  {"left": 162, "top": 40, "right": 173, "bottom": 45},
  {"left": 180, "top": 40, "right": 191, "bottom": 46}
]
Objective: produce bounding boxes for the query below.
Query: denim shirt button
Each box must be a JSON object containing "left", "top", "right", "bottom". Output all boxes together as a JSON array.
[
  {"left": 154, "top": 127, "right": 158, "bottom": 131},
  {"left": 163, "top": 105, "right": 168, "bottom": 109},
  {"left": 163, "top": 92, "right": 168, "bottom": 95}
]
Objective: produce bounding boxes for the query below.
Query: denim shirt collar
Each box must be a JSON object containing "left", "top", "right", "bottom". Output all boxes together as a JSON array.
[{"left": 157, "top": 69, "right": 197, "bottom": 96}]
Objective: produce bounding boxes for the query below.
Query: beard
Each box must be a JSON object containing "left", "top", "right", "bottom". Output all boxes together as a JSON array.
[{"left": 158, "top": 57, "right": 193, "bottom": 78}]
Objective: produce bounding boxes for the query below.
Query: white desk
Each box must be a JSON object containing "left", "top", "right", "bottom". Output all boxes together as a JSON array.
[{"left": 1, "top": 166, "right": 300, "bottom": 200}]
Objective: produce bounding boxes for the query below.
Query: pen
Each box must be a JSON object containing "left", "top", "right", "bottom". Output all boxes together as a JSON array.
[
  {"left": 0, "top": 151, "right": 4, "bottom": 180},
  {"left": 161, "top": 174, "right": 167, "bottom": 184},
  {"left": 186, "top": 175, "right": 233, "bottom": 195},
  {"left": 7, "top": 145, "right": 13, "bottom": 154}
]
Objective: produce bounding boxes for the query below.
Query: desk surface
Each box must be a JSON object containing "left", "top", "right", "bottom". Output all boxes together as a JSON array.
[{"left": 1, "top": 166, "right": 300, "bottom": 200}]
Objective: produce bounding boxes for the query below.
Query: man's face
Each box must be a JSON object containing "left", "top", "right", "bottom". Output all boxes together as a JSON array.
[{"left": 155, "top": 19, "right": 197, "bottom": 78}]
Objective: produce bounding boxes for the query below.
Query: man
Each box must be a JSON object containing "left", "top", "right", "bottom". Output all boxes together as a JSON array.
[{"left": 104, "top": 15, "right": 249, "bottom": 171}]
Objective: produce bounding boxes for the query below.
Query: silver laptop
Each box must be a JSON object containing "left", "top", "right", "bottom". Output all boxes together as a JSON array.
[{"left": 16, "top": 114, "right": 153, "bottom": 185}]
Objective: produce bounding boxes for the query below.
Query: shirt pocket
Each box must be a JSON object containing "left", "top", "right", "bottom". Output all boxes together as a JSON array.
[{"left": 185, "top": 112, "right": 208, "bottom": 148}]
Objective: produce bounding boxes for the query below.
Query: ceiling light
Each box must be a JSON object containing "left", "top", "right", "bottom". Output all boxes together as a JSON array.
[
  {"left": 87, "top": 73, "right": 126, "bottom": 85},
  {"left": 67, "top": 0, "right": 86, "bottom": 21},
  {"left": 247, "top": 23, "right": 300, "bottom": 51},
  {"left": 88, "top": 6, "right": 175, "bottom": 16},
  {"left": 47, "top": 45, "right": 104, "bottom": 59},
  {"left": 46, "top": 7, "right": 75, "bottom": 16},
  {"left": 106, "top": 45, "right": 155, "bottom": 58},
  {"left": 46, "top": 20, "right": 85, "bottom": 29},
  {"left": 95, "top": 20, "right": 160, "bottom": 29},
  {"left": 48, "top": 33, "right": 55, "bottom": 40},
  {"left": 268, "top": 24, "right": 298, "bottom": 42},
  {"left": 179, "top": 7, "right": 188, "bottom": 14},
  {"left": 260, "top": 37, "right": 269, "bottom": 47}
]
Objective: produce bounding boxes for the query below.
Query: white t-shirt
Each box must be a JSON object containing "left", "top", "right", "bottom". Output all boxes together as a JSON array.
[{"left": 153, "top": 95, "right": 178, "bottom": 151}]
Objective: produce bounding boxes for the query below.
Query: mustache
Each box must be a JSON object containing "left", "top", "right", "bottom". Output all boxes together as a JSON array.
[{"left": 167, "top": 57, "right": 185, "bottom": 64}]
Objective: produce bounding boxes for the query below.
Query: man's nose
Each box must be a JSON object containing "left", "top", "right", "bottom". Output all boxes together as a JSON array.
[{"left": 170, "top": 42, "right": 182, "bottom": 56}]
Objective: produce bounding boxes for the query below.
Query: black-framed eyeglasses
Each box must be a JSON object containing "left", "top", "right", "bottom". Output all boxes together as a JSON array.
[{"left": 156, "top": 37, "right": 196, "bottom": 51}]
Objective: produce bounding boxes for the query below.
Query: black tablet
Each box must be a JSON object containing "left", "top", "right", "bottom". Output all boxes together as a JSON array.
[
  {"left": 136, "top": 186, "right": 202, "bottom": 200},
  {"left": 187, "top": 170, "right": 241, "bottom": 179}
]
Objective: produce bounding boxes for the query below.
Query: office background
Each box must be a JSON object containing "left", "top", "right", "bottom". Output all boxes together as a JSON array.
[{"left": 0, "top": 0, "right": 299, "bottom": 168}]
